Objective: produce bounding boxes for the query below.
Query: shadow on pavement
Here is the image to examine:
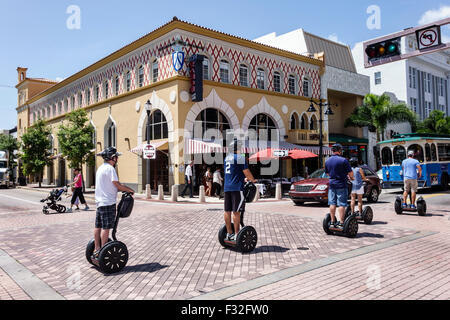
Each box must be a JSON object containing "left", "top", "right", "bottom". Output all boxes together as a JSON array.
[
  {"left": 108, "top": 263, "right": 169, "bottom": 275},
  {"left": 355, "top": 232, "right": 384, "bottom": 239},
  {"left": 370, "top": 221, "right": 388, "bottom": 225},
  {"left": 252, "top": 245, "right": 290, "bottom": 254}
]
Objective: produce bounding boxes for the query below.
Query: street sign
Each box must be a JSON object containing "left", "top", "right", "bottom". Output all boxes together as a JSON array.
[
  {"left": 142, "top": 144, "right": 156, "bottom": 160},
  {"left": 273, "top": 150, "right": 289, "bottom": 158},
  {"left": 416, "top": 26, "right": 441, "bottom": 50}
]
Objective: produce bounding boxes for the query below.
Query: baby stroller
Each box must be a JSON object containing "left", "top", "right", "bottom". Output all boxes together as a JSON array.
[{"left": 40, "top": 186, "right": 68, "bottom": 214}]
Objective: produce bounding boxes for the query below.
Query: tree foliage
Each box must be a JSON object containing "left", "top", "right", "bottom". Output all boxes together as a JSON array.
[
  {"left": 0, "top": 134, "right": 18, "bottom": 169},
  {"left": 416, "top": 110, "right": 450, "bottom": 135},
  {"left": 344, "top": 93, "right": 417, "bottom": 141},
  {"left": 57, "top": 109, "right": 95, "bottom": 169},
  {"left": 20, "top": 119, "right": 52, "bottom": 187}
]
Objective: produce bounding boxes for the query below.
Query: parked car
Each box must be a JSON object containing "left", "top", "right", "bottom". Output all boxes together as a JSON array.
[
  {"left": 288, "top": 165, "right": 382, "bottom": 205},
  {"left": 258, "top": 177, "right": 303, "bottom": 198}
]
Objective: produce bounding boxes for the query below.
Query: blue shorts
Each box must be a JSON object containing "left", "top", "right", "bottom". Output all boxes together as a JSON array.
[{"left": 328, "top": 188, "right": 348, "bottom": 207}]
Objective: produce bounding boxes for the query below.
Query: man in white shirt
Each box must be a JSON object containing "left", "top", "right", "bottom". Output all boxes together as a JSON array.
[
  {"left": 213, "top": 167, "right": 223, "bottom": 198},
  {"left": 92, "top": 147, "right": 134, "bottom": 260},
  {"left": 180, "top": 160, "right": 194, "bottom": 198}
]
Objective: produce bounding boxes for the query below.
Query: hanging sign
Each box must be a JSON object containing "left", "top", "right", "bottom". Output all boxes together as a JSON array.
[
  {"left": 189, "top": 54, "right": 205, "bottom": 102},
  {"left": 416, "top": 26, "right": 442, "bottom": 50},
  {"left": 142, "top": 144, "right": 156, "bottom": 160},
  {"left": 273, "top": 150, "right": 289, "bottom": 158}
]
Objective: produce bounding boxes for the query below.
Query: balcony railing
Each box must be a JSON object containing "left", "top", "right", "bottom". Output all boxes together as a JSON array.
[{"left": 288, "top": 129, "right": 329, "bottom": 145}]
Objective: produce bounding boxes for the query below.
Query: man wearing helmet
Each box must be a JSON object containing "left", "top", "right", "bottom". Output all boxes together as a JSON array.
[
  {"left": 92, "top": 147, "right": 134, "bottom": 261},
  {"left": 223, "top": 138, "right": 257, "bottom": 242},
  {"left": 401, "top": 150, "right": 422, "bottom": 210},
  {"left": 325, "top": 144, "right": 354, "bottom": 229}
]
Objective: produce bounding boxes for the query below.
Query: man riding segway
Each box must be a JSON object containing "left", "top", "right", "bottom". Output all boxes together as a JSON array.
[{"left": 223, "top": 138, "right": 257, "bottom": 242}]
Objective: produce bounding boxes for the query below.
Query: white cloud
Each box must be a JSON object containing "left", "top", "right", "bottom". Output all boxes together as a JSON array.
[
  {"left": 327, "top": 33, "right": 345, "bottom": 45},
  {"left": 418, "top": 5, "right": 450, "bottom": 25},
  {"left": 56, "top": 77, "right": 65, "bottom": 82}
]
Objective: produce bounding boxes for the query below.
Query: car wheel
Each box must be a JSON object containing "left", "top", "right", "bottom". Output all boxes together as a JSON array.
[{"left": 367, "top": 188, "right": 379, "bottom": 203}]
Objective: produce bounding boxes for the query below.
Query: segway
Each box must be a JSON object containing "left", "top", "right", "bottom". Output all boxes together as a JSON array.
[
  {"left": 85, "top": 192, "right": 134, "bottom": 273},
  {"left": 345, "top": 206, "right": 374, "bottom": 225},
  {"left": 394, "top": 193, "right": 426, "bottom": 216},
  {"left": 323, "top": 210, "right": 358, "bottom": 238},
  {"left": 218, "top": 182, "right": 258, "bottom": 253}
]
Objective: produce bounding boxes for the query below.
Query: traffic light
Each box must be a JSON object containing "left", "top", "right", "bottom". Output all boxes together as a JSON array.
[{"left": 365, "top": 37, "right": 401, "bottom": 63}]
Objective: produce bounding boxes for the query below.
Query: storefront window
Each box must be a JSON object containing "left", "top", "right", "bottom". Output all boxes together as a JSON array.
[
  {"left": 146, "top": 110, "right": 168, "bottom": 141},
  {"left": 381, "top": 147, "right": 393, "bottom": 165},
  {"left": 249, "top": 113, "right": 278, "bottom": 141},
  {"left": 408, "top": 144, "right": 424, "bottom": 163},
  {"left": 393, "top": 146, "right": 406, "bottom": 164}
]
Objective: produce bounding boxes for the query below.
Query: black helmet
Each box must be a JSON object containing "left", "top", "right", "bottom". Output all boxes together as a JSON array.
[
  {"left": 331, "top": 144, "right": 343, "bottom": 153},
  {"left": 350, "top": 157, "right": 359, "bottom": 167},
  {"left": 243, "top": 181, "right": 257, "bottom": 203},
  {"left": 229, "top": 138, "right": 242, "bottom": 153},
  {"left": 98, "top": 147, "right": 122, "bottom": 161}
]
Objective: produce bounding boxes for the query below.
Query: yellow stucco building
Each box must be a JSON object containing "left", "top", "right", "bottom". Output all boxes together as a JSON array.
[{"left": 16, "top": 18, "right": 329, "bottom": 193}]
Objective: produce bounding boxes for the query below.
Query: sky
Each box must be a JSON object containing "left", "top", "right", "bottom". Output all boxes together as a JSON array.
[{"left": 1, "top": 0, "right": 449, "bottom": 130}]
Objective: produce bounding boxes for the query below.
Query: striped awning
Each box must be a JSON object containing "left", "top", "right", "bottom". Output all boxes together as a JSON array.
[
  {"left": 130, "top": 140, "right": 168, "bottom": 155},
  {"left": 185, "top": 139, "right": 332, "bottom": 155}
]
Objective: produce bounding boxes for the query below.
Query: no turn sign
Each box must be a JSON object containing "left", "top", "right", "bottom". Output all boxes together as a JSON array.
[
  {"left": 416, "top": 26, "right": 442, "bottom": 50},
  {"left": 143, "top": 144, "right": 156, "bottom": 160}
]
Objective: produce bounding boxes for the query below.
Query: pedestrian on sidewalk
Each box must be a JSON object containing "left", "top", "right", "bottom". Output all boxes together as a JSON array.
[
  {"left": 205, "top": 167, "right": 213, "bottom": 197},
  {"left": 92, "top": 147, "right": 134, "bottom": 261},
  {"left": 213, "top": 167, "right": 223, "bottom": 198},
  {"left": 67, "top": 168, "right": 89, "bottom": 212},
  {"left": 180, "top": 160, "right": 194, "bottom": 198}
]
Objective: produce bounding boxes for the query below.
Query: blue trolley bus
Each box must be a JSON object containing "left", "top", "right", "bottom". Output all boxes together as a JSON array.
[{"left": 378, "top": 133, "right": 450, "bottom": 190}]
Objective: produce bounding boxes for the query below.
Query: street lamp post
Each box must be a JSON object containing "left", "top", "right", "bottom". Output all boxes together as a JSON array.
[
  {"left": 145, "top": 100, "right": 152, "bottom": 195},
  {"left": 308, "top": 99, "right": 337, "bottom": 168}
]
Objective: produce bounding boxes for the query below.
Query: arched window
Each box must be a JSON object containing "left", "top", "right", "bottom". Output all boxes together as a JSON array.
[
  {"left": 431, "top": 143, "right": 437, "bottom": 161},
  {"left": 381, "top": 147, "right": 393, "bottom": 165},
  {"left": 85, "top": 89, "right": 91, "bottom": 106},
  {"left": 95, "top": 85, "right": 100, "bottom": 102},
  {"left": 239, "top": 64, "right": 248, "bottom": 87},
  {"left": 249, "top": 113, "right": 277, "bottom": 141},
  {"left": 71, "top": 96, "right": 75, "bottom": 110},
  {"left": 425, "top": 143, "right": 431, "bottom": 162},
  {"left": 303, "top": 76, "right": 310, "bottom": 97},
  {"left": 219, "top": 60, "right": 230, "bottom": 83},
  {"left": 393, "top": 146, "right": 406, "bottom": 164},
  {"left": 300, "top": 114, "right": 307, "bottom": 130},
  {"left": 58, "top": 102, "right": 62, "bottom": 114},
  {"left": 64, "top": 99, "right": 68, "bottom": 112},
  {"left": 408, "top": 144, "right": 424, "bottom": 163},
  {"left": 145, "top": 109, "right": 168, "bottom": 141},
  {"left": 152, "top": 60, "right": 158, "bottom": 83},
  {"left": 137, "top": 65, "right": 144, "bottom": 88},
  {"left": 125, "top": 71, "right": 131, "bottom": 92},
  {"left": 104, "top": 81, "right": 109, "bottom": 99},
  {"left": 106, "top": 120, "right": 116, "bottom": 148},
  {"left": 78, "top": 92, "right": 82, "bottom": 108},
  {"left": 309, "top": 115, "right": 317, "bottom": 130},
  {"left": 288, "top": 75, "right": 296, "bottom": 95},
  {"left": 194, "top": 108, "right": 230, "bottom": 140},
  {"left": 273, "top": 71, "right": 281, "bottom": 92},
  {"left": 114, "top": 76, "right": 120, "bottom": 96},
  {"left": 290, "top": 113, "right": 299, "bottom": 130},
  {"left": 202, "top": 57, "right": 209, "bottom": 80},
  {"left": 256, "top": 68, "right": 265, "bottom": 89}
]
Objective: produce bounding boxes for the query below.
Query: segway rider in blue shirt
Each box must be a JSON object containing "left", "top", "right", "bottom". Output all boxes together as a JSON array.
[
  {"left": 223, "top": 139, "right": 257, "bottom": 242},
  {"left": 401, "top": 150, "right": 422, "bottom": 209},
  {"left": 325, "top": 144, "right": 354, "bottom": 229}
]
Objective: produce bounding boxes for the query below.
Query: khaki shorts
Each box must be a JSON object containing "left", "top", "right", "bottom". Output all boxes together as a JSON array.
[{"left": 404, "top": 179, "right": 418, "bottom": 193}]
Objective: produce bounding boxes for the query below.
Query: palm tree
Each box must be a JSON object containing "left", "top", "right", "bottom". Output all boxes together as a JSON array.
[
  {"left": 344, "top": 93, "right": 417, "bottom": 142},
  {"left": 416, "top": 110, "right": 450, "bottom": 135}
]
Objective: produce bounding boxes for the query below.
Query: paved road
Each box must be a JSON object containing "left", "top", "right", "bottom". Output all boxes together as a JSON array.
[{"left": 0, "top": 186, "right": 449, "bottom": 300}]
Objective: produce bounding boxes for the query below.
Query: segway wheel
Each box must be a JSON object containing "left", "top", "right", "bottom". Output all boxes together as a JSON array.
[
  {"left": 344, "top": 215, "right": 359, "bottom": 238},
  {"left": 362, "top": 206, "right": 373, "bottom": 225},
  {"left": 345, "top": 206, "right": 351, "bottom": 219},
  {"left": 218, "top": 223, "right": 234, "bottom": 248},
  {"left": 394, "top": 198, "right": 403, "bottom": 215},
  {"left": 236, "top": 226, "right": 258, "bottom": 253},
  {"left": 417, "top": 200, "right": 427, "bottom": 216},
  {"left": 323, "top": 214, "right": 333, "bottom": 235},
  {"left": 98, "top": 241, "right": 128, "bottom": 274},
  {"left": 86, "top": 238, "right": 112, "bottom": 266}
]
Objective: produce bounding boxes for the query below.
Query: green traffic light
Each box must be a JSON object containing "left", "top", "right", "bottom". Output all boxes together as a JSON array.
[{"left": 387, "top": 43, "right": 397, "bottom": 53}]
